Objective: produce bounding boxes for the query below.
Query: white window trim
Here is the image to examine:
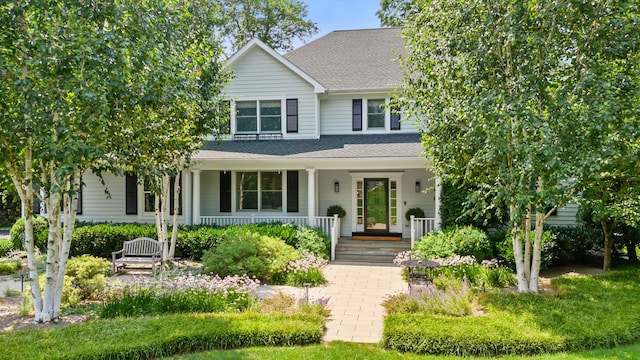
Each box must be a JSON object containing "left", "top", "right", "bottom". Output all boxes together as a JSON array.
[
  {"left": 231, "top": 98, "right": 285, "bottom": 135},
  {"left": 362, "top": 97, "right": 392, "bottom": 133},
  {"left": 232, "top": 170, "right": 286, "bottom": 213}
]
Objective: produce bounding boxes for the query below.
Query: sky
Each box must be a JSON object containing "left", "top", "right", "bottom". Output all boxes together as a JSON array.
[{"left": 294, "top": 0, "right": 382, "bottom": 47}]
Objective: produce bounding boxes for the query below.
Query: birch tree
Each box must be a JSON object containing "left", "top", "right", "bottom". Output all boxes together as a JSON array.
[
  {"left": 397, "top": 0, "right": 639, "bottom": 292},
  {"left": 0, "top": 0, "right": 228, "bottom": 322}
]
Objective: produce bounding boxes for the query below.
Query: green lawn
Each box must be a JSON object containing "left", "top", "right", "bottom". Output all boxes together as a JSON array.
[{"left": 169, "top": 341, "right": 640, "bottom": 359}]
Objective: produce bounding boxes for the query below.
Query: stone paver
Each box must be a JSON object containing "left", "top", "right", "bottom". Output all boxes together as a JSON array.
[{"left": 256, "top": 262, "right": 406, "bottom": 343}]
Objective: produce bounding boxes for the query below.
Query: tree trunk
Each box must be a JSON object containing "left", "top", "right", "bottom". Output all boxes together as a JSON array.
[
  {"left": 169, "top": 174, "right": 180, "bottom": 259},
  {"left": 627, "top": 241, "right": 638, "bottom": 263},
  {"left": 602, "top": 219, "right": 613, "bottom": 271},
  {"left": 529, "top": 210, "right": 545, "bottom": 293},
  {"left": 511, "top": 204, "right": 529, "bottom": 292}
]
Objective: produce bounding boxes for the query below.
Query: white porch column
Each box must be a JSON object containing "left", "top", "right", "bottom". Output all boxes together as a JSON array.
[
  {"left": 434, "top": 176, "right": 442, "bottom": 230},
  {"left": 184, "top": 171, "right": 193, "bottom": 225},
  {"left": 306, "top": 168, "right": 316, "bottom": 225},
  {"left": 192, "top": 170, "right": 201, "bottom": 225}
]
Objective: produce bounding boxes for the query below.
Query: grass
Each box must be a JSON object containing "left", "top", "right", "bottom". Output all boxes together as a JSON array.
[
  {"left": 383, "top": 267, "right": 640, "bottom": 356},
  {"left": 0, "top": 313, "right": 324, "bottom": 360},
  {"left": 168, "top": 341, "right": 640, "bottom": 359}
]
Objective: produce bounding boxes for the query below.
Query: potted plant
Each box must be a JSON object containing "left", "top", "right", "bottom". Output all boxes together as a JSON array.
[
  {"left": 326, "top": 205, "right": 346, "bottom": 218},
  {"left": 405, "top": 207, "right": 425, "bottom": 221}
]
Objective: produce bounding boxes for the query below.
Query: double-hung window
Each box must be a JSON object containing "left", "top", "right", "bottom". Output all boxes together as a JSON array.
[
  {"left": 367, "top": 99, "right": 386, "bottom": 129},
  {"left": 235, "top": 100, "right": 282, "bottom": 134},
  {"left": 236, "top": 171, "right": 282, "bottom": 211}
]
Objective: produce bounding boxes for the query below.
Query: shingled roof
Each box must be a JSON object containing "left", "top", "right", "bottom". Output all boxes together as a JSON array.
[
  {"left": 283, "top": 28, "right": 405, "bottom": 92},
  {"left": 194, "top": 134, "right": 421, "bottom": 160}
]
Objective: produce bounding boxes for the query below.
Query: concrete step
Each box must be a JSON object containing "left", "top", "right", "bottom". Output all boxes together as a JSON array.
[
  {"left": 334, "top": 252, "right": 398, "bottom": 264},
  {"left": 334, "top": 238, "right": 411, "bottom": 264}
]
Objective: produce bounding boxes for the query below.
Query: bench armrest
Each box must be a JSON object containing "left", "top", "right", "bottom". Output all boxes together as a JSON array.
[{"left": 112, "top": 249, "right": 124, "bottom": 256}]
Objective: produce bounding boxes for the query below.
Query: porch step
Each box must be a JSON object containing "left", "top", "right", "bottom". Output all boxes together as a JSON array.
[{"left": 334, "top": 238, "right": 411, "bottom": 264}]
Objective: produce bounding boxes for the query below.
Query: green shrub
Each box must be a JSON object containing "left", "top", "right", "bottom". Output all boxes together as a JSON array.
[
  {"left": 326, "top": 205, "right": 346, "bottom": 218},
  {"left": 545, "top": 225, "right": 602, "bottom": 265},
  {"left": 485, "top": 266, "right": 517, "bottom": 288},
  {"left": 10, "top": 216, "right": 48, "bottom": 251},
  {"left": 0, "top": 238, "right": 14, "bottom": 256},
  {"left": 0, "top": 258, "right": 21, "bottom": 275},
  {"left": 405, "top": 207, "right": 425, "bottom": 220},
  {"left": 295, "top": 226, "right": 330, "bottom": 258},
  {"left": 233, "top": 222, "right": 299, "bottom": 247},
  {"left": 0, "top": 313, "right": 324, "bottom": 359},
  {"left": 414, "top": 226, "right": 491, "bottom": 261},
  {"left": 71, "top": 222, "right": 157, "bottom": 258},
  {"left": 65, "top": 255, "right": 111, "bottom": 301},
  {"left": 202, "top": 230, "right": 299, "bottom": 282},
  {"left": 175, "top": 225, "right": 226, "bottom": 259}
]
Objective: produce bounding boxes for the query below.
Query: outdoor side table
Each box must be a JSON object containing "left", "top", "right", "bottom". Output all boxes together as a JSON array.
[{"left": 400, "top": 259, "right": 439, "bottom": 293}]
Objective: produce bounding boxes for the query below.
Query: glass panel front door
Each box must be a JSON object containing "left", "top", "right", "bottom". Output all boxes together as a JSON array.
[{"left": 365, "top": 179, "right": 388, "bottom": 232}]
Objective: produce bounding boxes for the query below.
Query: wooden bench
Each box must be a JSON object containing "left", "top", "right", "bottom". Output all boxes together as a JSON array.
[{"left": 112, "top": 237, "right": 163, "bottom": 274}]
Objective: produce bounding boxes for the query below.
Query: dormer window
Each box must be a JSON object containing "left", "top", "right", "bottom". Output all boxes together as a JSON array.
[{"left": 236, "top": 100, "right": 281, "bottom": 134}]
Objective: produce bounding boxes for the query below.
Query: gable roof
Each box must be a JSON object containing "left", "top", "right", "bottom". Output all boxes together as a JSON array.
[
  {"left": 227, "top": 38, "right": 326, "bottom": 93},
  {"left": 284, "top": 28, "right": 405, "bottom": 92},
  {"left": 195, "top": 134, "right": 421, "bottom": 160}
]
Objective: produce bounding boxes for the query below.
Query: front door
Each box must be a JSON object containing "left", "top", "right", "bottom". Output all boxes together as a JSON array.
[{"left": 364, "top": 178, "right": 388, "bottom": 232}]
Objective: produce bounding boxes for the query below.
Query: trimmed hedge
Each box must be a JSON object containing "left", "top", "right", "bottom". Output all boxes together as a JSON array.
[
  {"left": 0, "top": 313, "right": 324, "bottom": 360},
  {"left": 383, "top": 268, "right": 640, "bottom": 356},
  {"left": 71, "top": 223, "right": 157, "bottom": 258},
  {"left": 0, "top": 238, "right": 13, "bottom": 256}
]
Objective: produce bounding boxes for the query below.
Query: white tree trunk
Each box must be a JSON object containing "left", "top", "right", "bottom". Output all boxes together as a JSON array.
[{"left": 169, "top": 174, "right": 180, "bottom": 259}]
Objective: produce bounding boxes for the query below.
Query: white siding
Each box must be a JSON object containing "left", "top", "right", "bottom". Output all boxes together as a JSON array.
[
  {"left": 401, "top": 169, "right": 436, "bottom": 237},
  {"left": 320, "top": 94, "right": 418, "bottom": 135},
  {"left": 318, "top": 170, "right": 353, "bottom": 236},
  {"left": 545, "top": 203, "right": 579, "bottom": 227},
  {"left": 76, "top": 172, "right": 184, "bottom": 224},
  {"left": 226, "top": 47, "right": 317, "bottom": 139}
]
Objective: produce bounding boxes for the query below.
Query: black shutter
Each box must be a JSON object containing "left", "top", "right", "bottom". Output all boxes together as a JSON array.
[
  {"left": 287, "top": 171, "right": 299, "bottom": 213},
  {"left": 220, "top": 171, "right": 232, "bottom": 212},
  {"left": 169, "top": 174, "right": 182, "bottom": 215},
  {"left": 390, "top": 105, "right": 401, "bottom": 130},
  {"left": 352, "top": 99, "right": 362, "bottom": 131},
  {"left": 286, "top": 99, "right": 298, "bottom": 133},
  {"left": 125, "top": 174, "right": 138, "bottom": 215},
  {"left": 33, "top": 197, "right": 40, "bottom": 215}
]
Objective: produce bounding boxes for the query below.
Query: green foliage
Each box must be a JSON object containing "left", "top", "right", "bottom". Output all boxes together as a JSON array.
[
  {"left": 10, "top": 216, "right": 48, "bottom": 251},
  {"left": 70, "top": 223, "right": 157, "bottom": 259},
  {"left": 496, "top": 230, "right": 555, "bottom": 270},
  {"left": 100, "top": 287, "right": 252, "bottom": 318},
  {"left": 383, "top": 268, "right": 640, "bottom": 356},
  {"left": 0, "top": 238, "right": 14, "bottom": 257},
  {"left": 0, "top": 187, "right": 20, "bottom": 227},
  {"left": 326, "top": 205, "right": 346, "bottom": 218},
  {"left": 404, "top": 207, "right": 425, "bottom": 221},
  {"left": 65, "top": 255, "right": 111, "bottom": 301},
  {"left": 0, "top": 258, "right": 21, "bottom": 275},
  {"left": 383, "top": 283, "right": 473, "bottom": 317},
  {"left": 545, "top": 225, "right": 602, "bottom": 265},
  {"left": 286, "top": 267, "right": 327, "bottom": 287},
  {"left": 0, "top": 313, "right": 324, "bottom": 359},
  {"left": 217, "top": 0, "right": 318, "bottom": 53},
  {"left": 414, "top": 226, "right": 492, "bottom": 261},
  {"left": 174, "top": 226, "right": 226, "bottom": 259},
  {"left": 294, "top": 227, "right": 330, "bottom": 258},
  {"left": 228, "top": 223, "right": 299, "bottom": 248},
  {"left": 202, "top": 231, "right": 299, "bottom": 281},
  {"left": 485, "top": 266, "right": 517, "bottom": 288},
  {"left": 440, "top": 179, "right": 507, "bottom": 230}
]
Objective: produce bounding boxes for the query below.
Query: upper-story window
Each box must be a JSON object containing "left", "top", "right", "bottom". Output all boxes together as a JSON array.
[
  {"left": 236, "top": 100, "right": 281, "bottom": 133},
  {"left": 367, "top": 99, "right": 385, "bottom": 129},
  {"left": 353, "top": 98, "right": 401, "bottom": 132}
]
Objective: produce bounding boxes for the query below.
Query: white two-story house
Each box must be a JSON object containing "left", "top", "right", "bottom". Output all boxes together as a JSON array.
[{"left": 76, "top": 28, "right": 441, "bottom": 254}]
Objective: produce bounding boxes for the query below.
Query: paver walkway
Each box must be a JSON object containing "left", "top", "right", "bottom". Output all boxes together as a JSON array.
[{"left": 257, "top": 262, "right": 406, "bottom": 343}]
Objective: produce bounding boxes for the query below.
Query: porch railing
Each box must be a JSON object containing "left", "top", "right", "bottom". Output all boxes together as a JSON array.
[
  {"left": 410, "top": 215, "right": 437, "bottom": 249},
  {"left": 198, "top": 214, "right": 341, "bottom": 260}
]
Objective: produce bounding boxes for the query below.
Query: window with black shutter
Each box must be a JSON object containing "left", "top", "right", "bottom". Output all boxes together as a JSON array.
[
  {"left": 125, "top": 174, "right": 138, "bottom": 215},
  {"left": 352, "top": 99, "right": 362, "bottom": 131},
  {"left": 220, "top": 171, "right": 232, "bottom": 212},
  {"left": 287, "top": 171, "right": 299, "bottom": 213},
  {"left": 286, "top": 99, "right": 298, "bottom": 133}
]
